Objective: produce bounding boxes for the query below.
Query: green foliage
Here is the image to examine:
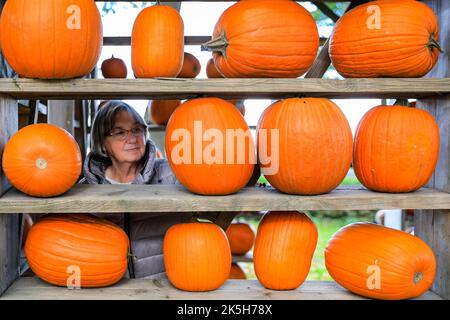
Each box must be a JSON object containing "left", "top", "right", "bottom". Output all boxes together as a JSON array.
[
  {"left": 101, "top": 2, "right": 152, "bottom": 15},
  {"left": 310, "top": 2, "right": 349, "bottom": 26}
]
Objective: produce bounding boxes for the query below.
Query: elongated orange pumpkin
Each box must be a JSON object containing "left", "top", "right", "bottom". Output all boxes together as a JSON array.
[
  {"left": 330, "top": 0, "right": 441, "bottom": 78},
  {"left": 165, "top": 98, "right": 255, "bottom": 195},
  {"left": 25, "top": 214, "right": 130, "bottom": 288},
  {"left": 2, "top": 124, "right": 82, "bottom": 197},
  {"left": 257, "top": 98, "right": 353, "bottom": 195},
  {"left": 353, "top": 105, "right": 439, "bottom": 193},
  {"left": 254, "top": 211, "right": 318, "bottom": 290},
  {"left": 178, "top": 52, "right": 201, "bottom": 78},
  {"left": 202, "top": 0, "right": 319, "bottom": 78},
  {"left": 164, "top": 222, "right": 231, "bottom": 291},
  {"left": 132, "top": 4, "right": 184, "bottom": 78},
  {"left": 226, "top": 223, "right": 255, "bottom": 256},
  {"left": 0, "top": 0, "right": 102, "bottom": 79},
  {"left": 325, "top": 222, "right": 436, "bottom": 300},
  {"left": 147, "top": 100, "right": 181, "bottom": 125}
]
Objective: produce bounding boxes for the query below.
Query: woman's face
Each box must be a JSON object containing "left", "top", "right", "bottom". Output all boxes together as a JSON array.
[{"left": 104, "top": 111, "right": 146, "bottom": 164}]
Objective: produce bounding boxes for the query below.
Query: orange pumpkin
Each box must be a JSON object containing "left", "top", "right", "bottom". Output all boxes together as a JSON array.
[
  {"left": 147, "top": 100, "right": 181, "bottom": 125},
  {"left": 178, "top": 52, "right": 201, "bottom": 78},
  {"left": 229, "top": 263, "right": 247, "bottom": 280},
  {"left": 330, "top": 0, "right": 441, "bottom": 78},
  {"left": 164, "top": 221, "right": 231, "bottom": 291},
  {"left": 325, "top": 222, "right": 436, "bottom": 300},
  {"left": 132, "top": 4, "right": 184, "bottom": 78},
  {"left": 101, "top": 55, "right": 128, "bottom": 79},
  {"left": 226, "top": 223, "right": 255, "bottom": 256},
  {"left": 2, "top": 124, "right": 82, "bottom": 197},
  {"left": 353, "top": 105, "right": 439, "bottom": 193},
  {"left": 165, "top": 98, "right": 255, "bottom": 195},
  {"left": 254, "top": 211, "right": 318, "bottom": 290},
  {"left": 25, "top": 214, "right": 130, "bottom": 288},
  {"left": 257, "top": 98, "right": 353, "bottom": 195},
  {"left": 206, "top": 58, "right": 223, "bottom": 78},
  {"left": 202, "top": 0, "right": 319, "bottom": 78},
  {"left": 0, "top": 0, "right": 102, "bottom": 79}
]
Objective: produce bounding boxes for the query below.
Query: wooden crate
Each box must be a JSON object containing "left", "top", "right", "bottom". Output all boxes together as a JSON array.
[{"left": 0, "top": 0, "right": 449, "bottom": 300}]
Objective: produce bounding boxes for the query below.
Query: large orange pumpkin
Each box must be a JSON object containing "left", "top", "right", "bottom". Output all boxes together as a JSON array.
[
  {"left": 25, "top": 214, "right": 130, "bottom": 288},
  {"left": 132, "top": 4, "right": 184, "bottom": 78},
  {"left": 202, "top": 0, "right": 319, "bottom": 78},
  {"left": 147, "top": 100, "right": 181, "bottom": 125},
  {"left": 226, "top": 223, "right": 255, "bottom": 256},
  {"left": 330, "top": 0, "right": 441, "bottom": 78},
  {"left": 325, "top": 222, "right": 436, "bottom": 300},
  {"left": 0, "top": 0, "right": 102, "bottom": 79},
  {"left": 164, "top": 221, "right": 231, "bottom": 291},
  {"left": 165, "top": 98, "right": 255, "bottom": 195},
  {"left": 2, "top": 124, "right": 82, "bottom": 197},
  {"left": 229, "top": 263, "right": 247, "bottom": 280},
  {"left": 254, "top": 211, "right": 318, "bottom": 290},
  {"left": 178, "top": 52, "right": 201, "bottom": 78},
  {"left": 353, "top": 105, "right": 439, "bottom": 193},
  {"left": 257, "top": 98, "right": 353, "bottom": 195}
]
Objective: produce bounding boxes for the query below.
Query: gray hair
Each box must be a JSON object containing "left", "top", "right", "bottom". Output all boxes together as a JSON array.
[{"left": 90, "top": 100, "right": 148, "bottom": 157}]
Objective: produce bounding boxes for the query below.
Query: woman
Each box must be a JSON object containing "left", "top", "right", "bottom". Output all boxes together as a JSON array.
[{"left": 80, "top": 100, "right": 234, "bottom": 279}]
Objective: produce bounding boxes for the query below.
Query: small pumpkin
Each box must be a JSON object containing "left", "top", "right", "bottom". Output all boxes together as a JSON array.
[
  {"left": 178, "top": 52, "right": 201, "bottom": 78},
  {"left": 202, "top": 0, "right": 319, "bottom": 78},
  {"left": 206, "top": 58, "right": 223, "bottom": 78},
  {"left": 132, "top": 4, "right": 184, "bottom": 78},
  {"left": 329, "top": 0, "right": 441, "bottom": 78},
  {"left": 254, "top": 211, "right": 318, "bottom": 290},
  {"left": 164, "top": 221, "right": 231, "bottom": 291},
  {"left": 226, "top": 223, "right": 255, "bottom": 256},
  {"left": 101, "top": 55, "right": 128, "bottom": 78},
  {"left": 325, "top": 222, "right": 436, "bottom": 300},
  {"left": 0, "top": 0, "right": 102, "bottom": 79},
  {"left": 353, "top": 104, "right": 439, "bottom": 193},
  {"left": 147, "top": 100, "right": 181, "bottom": 125},
  {"left": 229, "top": 263, "right": 247, "bottom": 280},
  {"left": 165, "top": 98, "right": 255, "bottom": 195},
  {"left": 25, "top": 214, "right": 130, "bottom": 288},
  {"left": 2, "top": 124, "right": 82, "bottom": 197},
  {"left": 257, "top": 98, "right": 353, "bottom": 195}
]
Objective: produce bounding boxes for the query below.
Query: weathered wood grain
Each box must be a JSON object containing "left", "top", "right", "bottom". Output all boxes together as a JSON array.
[
  {"left": 0, "top": 277, "right": 441, "bottom": 300},
  {"left": 1, "top": 185, "right": 450, "bottom": 214},
  {"left": 48, "top": 100, "right": 75, "bottom": 135},
  {"left": 232, "top": 254, "right": 253, "bottom": 264}
]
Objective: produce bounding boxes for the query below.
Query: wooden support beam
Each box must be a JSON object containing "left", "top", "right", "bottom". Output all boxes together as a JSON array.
[{"left": 47, "top": 100, "right": 75, "bottom": 135}]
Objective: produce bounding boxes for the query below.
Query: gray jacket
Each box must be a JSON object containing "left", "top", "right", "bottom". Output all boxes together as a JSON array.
[{"left": 79, "top": 140, "right": 232, "bottom": 279}]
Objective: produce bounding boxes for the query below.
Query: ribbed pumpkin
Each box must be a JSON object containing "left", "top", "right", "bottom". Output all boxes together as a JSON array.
[
  {"left": 353, "top": 105, "right": 439, "bottom": 193},
  {"left": 254, "top": 211, "right": 318, "bottom": 290},
  {"left": 25, "top": 214, "right": 130, "bottom": 288},
  {"left": 0, "top": 0, "right": 102, "bottom": 79},
  {"left": 132, "top": 4, "right": 184, "bottom": 78},
  {"left": 226, "top": 223, "right": 255, "bottom": 256},
  {"left": 257, "top": 98, "right": 353, "bottom": 195},
  {"left": 165, "top": 98, "right": 255, "bottom": 195},
  {"left": 329, "top": 0, "right": 441, "bottom": 78},
  {"left": 202, "top": 0, "right": 319, "bottom": 78},
  {"left": 229, "top": 263, "right": 247, "bottom": 280},
  {"left": 2, "top": 124, "right": 82, "bottom": 197},
  {"left": 178, "top": 52, "right": 201, "bottom": 78},
  {"left": 147, "top": 100, "right": 181, "bottom": 125},
  {"left": 101, "top": 55, "right": 128, "bottom": 79},
  {"left": 206, "top": 58, "right": 223, "bottom": 78},
  {"left": 325, "top": 222, "right": 436, "bottom": 300},
  {"left": 164, "top": 221, "right": 231, "bottom": 291}
]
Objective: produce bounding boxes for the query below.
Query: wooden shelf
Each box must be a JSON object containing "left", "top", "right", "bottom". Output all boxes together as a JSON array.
[
  {"left": 1, "top": 78, "right": 449, "bottom": 100},
  {"left": 232, "top": 254, "right": 253, "bottom": 263},
  {"left": 1, "top": 185, "right": 450, "bottom": 214},
  {"left": 0, "top": 277, "right": 441, "bottom": 300}
]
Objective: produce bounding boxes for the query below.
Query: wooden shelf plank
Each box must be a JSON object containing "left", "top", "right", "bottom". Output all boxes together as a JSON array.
[
  {"left": 0, "top": 78, "right": 449, "bottom": 100},
  {"left": 0, "top": 277, "right": 441, "bottom": 300},
  {"left": 1, "top": 185, "right": 450, "bottom": 214},
  {"left": 232, "top": 254, "right": 253, "bottom": 263}
]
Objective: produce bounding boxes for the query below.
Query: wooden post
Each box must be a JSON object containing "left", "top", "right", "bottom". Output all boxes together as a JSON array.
[
  {"left": 0, "top": 95, "right": 19, "bottom": 296},
  {"left": 416, "top": 0, "right": 450, "bottom": 299},
  {"left": 48, "top": 100, "right": 75, "bottom": 135}
]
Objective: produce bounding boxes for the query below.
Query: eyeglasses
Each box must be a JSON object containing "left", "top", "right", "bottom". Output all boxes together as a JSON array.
[{"left": 108, "top": 126, "right": 147, "bottom": 141}]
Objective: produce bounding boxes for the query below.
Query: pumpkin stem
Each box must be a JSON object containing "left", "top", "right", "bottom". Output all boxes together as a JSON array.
[
  {"left": 201, "top": 31, "right": 228, "bottom": 59},
  {"left": 128, "top": 252, "right": 137, "bottom": 260},
  {"left": 394, "top": 99, "right": 409, "bottom": 107},
  {"left": 428, "top": 34, "right": 443, "bottom": 53},
  {"left": 414, "top": 272, "right": 423, "bottom": 284},
  {"left": 35, "top": 158, "right": 48, "bottom": 170}
]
